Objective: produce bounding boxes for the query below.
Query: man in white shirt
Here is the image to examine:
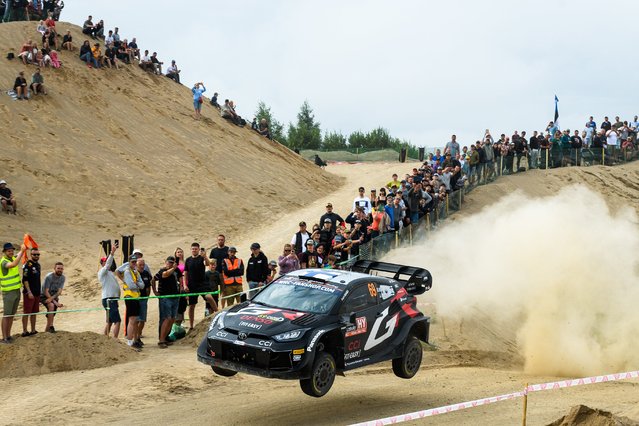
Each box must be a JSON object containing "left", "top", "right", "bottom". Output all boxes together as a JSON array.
[{"left": 352, "top": 187, "right": 372, "bottom": 215}]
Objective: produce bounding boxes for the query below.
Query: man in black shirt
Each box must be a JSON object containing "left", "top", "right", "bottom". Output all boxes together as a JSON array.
[
  {"left": 21, "top": 248, "right": 41, "bottom": 336},
  {"left": 319, "top": 203, "right": 345, "bottom": 233},
  {"left": 246, "top": 243, "right": 269, "bottom": 295},
  {"left": 184, "top": 242, "right": 217, "bottom": 329},
  {"left": 0, "top": 180, "right": 16, "bottom": 214},
  {"left": 153, "top": 256, "right": 182, "bottom": 347},
  {"left": 209, "top": 234, "right": 228, "bottom": 273},
  {"left": 528, "top": 131, "right": 540, "bottom": 169},
  {"left": 318, "top": 219, "right": 335, "bottom": 254},
  {"left": 601, "top": 116, "right": 612, "bottom": 132}
]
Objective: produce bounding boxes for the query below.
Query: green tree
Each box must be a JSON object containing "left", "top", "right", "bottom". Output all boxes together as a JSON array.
[
  {"left": 287, "top": 101, "right": 322, "bottom": 150},
  {"left": 348, "top": 131, "right": 367, "bottom": 149},
  {"left": 322, "top": 131, "right": 347, "bottom": 150},
  {"left": 255, "top": 101, "right": 287, "bottom": 144}
]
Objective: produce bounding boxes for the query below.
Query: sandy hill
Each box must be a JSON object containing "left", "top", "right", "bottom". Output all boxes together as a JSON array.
[{"left": 0, "top": 21, "right": 340, "bottom": 254}]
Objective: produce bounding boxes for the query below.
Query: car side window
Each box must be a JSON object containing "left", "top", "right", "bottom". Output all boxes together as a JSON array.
[{"left": 340, "top": 284, "right": 378, "bottom": 313}]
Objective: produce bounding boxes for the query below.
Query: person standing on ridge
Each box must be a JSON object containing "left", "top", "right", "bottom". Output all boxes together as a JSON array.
[{"left": 192, "top": 82, "right": 206, "bottom": 120}]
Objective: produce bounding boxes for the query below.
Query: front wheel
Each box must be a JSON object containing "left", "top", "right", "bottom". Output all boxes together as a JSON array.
[
  {"left": 392, "top": 335, "right": 423, "bottom": 379},
  {"left": 212, "top": 365, "right": 238, "bottom": 377},
  {"left": 300, "top": 352, "right": 336, "bottom": 397}
]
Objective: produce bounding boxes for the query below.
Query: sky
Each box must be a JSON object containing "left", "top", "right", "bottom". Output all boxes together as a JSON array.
[{"left": 64, "top": 0, "right": 639, "bottom": 149}]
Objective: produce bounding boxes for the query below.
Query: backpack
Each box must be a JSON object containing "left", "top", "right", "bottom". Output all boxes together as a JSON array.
[{"left": 6, "top": 52, "right": 14, "bottom": 60}]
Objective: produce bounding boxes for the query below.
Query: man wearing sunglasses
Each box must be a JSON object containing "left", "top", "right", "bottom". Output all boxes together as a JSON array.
[{"left": 21, "top": 248, "right": 42, "bottom": 336}]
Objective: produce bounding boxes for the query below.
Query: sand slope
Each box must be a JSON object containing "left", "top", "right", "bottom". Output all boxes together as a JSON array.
[{"left": 0, "top": 21, "right": 340, "bottom": 256}]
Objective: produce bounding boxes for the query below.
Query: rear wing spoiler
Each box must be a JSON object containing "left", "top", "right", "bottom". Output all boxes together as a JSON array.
[{"left": 350, "top": 260, "right": 432, "bottom": 295}]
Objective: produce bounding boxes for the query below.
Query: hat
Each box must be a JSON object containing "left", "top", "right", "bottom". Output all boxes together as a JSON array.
[
  {"left": 129, "top": 255, "right": 138, "bottom": 261},
  {"left": 355, "top": 219, "right": 362, "bottom": 224},
  {"left": 326, "top": 203, "right": 332, "bottom": 208},
  {"left": 228, "top": 246, "right": 237, "bottom": 252},
  {"left": 0, "top": 180, "right": 6, "bottom": 185},
  {"left": 434, "top": 173, "right": 439, "bottom": 177},
  {"left": 100, "top": 257, "right": 107, "bottom": 263},
  {"left": 306, "top": 240, "right": 315, "bottom": 246},
  {"left": 166, "top": 256, "right": 176, "bottom": 262},
  {"left": 250, "top": 242, "right": 260, "bottom": 250},
  {"left": 132, "top": 249, "right": 143, "bottom": 256},
  {"left": 269, "top": 260, "right": 277, "bottom": 266},
  {"left": 323, "top": 218, "right": 332, "bottom": 223},
  {"left": 3, "top": 242, "right": 15, "bottom": 251},
  {"left": 298, "top": 221, "right": 306, "bottom": 227}
]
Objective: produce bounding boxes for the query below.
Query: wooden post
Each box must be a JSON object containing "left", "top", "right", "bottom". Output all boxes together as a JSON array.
[{"left": 522, "top": 383, "right": 529, "bottom": 426}]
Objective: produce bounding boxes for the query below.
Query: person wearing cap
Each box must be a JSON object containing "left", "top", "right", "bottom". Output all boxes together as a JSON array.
[
  {"left": 246, "top": 243, "right": 269, "bottom": 296},
  {"left": 319, "top": 203, "right": 344, "bottom": 233},
  {"left": 291, "top": 221, "right": 311, "bottom": 255},
  {"left": 277, "top": 244, "right": 300, "bottom": 275},
  {"left": 153, "top": 256, "right": 182, "bottom": 348},
  {"left": 1, "top": 243, "right": 26, "bottom": 343},
  {"left": 221, "top": 247, "right": 244, "bottom": 308},
  {"left": 98, "top": 244, "right": 121, "bottom": 339},
  {"left": 41, "top": 262, "right": 65, "bottom": 333},
  {"left": 299, "top": 240, "right": 319, "bottom": 269},
  {"left": 0, "top": 180, "right": 17, "bottom": 214},
  {"left": 91, "top": 42, "right": 103, "bottom": 68},
  {"left": 21, "top": 247, "right": 42, "bottom": 336},
  {"left": 318, "top": 218, "right": 335, "bottom": 254},
  {"left": 121, "top": 255, "right": 145, "bottom": 349},
  {"left": 166, "top": 59, "right": 180, "bottom": 83},
  {"left": 184, "top": 242, "right": 217, "bottom": 330},
  {"left": 353, "top": 187, "right": 372, "bottom": 215}
]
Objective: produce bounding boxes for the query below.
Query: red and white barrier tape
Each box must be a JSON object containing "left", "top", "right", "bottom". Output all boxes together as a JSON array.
[{"left": 349, "top": 369, "right": 639, "bottom": 426}]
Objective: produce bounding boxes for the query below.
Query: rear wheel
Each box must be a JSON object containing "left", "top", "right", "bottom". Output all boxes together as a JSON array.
[
  {"left": 392, "top": 335, "right": 423, "bottom": 379},
  {"left": 300, "top": 352, "right": 336, "bottom": 397},
  {"left": 212, "top": 365, "right": 238, "bottom": 377}
]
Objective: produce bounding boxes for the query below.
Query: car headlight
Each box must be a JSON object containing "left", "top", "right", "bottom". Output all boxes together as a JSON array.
[
  {"left": 273, "top": 329, "right": 308, "bottom": 342},
  {"left": 209, "top": 312, "right": 226, "bottom": 331}
]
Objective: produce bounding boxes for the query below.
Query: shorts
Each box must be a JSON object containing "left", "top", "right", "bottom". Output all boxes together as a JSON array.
[
  {"left": 102, "top": 298, "right": 121, "bottom": 323},
  {"left": 124, "top": 298, "right": 140, "bottom": 317},
  {"left": 159, "top": 297, "right": 179, "bottom": 321},
  {"left": 178, "top": 295, "right": 187, "bottom": 315},
  {"left": 223, "top": 284, "right": 243, "bottom": 302},
  {"left": 138, "top": 298, "right": 148, "bottom": 321},
  {"left": 40, "top": 295, "right": 59, "bottom": 312},
  {"left": 187, "top": 284, "right": 209, "bottom": 305},
  {"left": 193, "top": 99, "right": 201, "bottom": 110},
  {"left": 2, "top": 289, "right": 20, "bottom": 316},
  {"left": 23, "top": 294, "right": 40, "bottom": 314}
]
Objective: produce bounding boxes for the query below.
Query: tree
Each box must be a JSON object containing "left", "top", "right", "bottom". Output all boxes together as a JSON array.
[
  {"left": 322, "top": 131, "right": 347, "bottom": 150},
  {"left": 287, "top": 101, "right": 322, "bottom": 150},
  {"left": 255, "top": 101, "right": 287, "bottom": 144}
]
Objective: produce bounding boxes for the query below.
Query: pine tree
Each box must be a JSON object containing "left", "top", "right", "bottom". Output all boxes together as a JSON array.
[{"left": 287, "top": 101, "right": 322, "bottom": 150}]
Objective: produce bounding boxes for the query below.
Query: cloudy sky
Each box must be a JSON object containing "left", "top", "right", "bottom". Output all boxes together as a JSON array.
[{"left": 64, "top": 0, "right": 638, "bottom": 148}]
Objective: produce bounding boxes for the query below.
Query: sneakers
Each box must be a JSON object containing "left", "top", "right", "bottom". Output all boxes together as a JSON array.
[
  {"left": 157, "top": 342, "right": 168, "bottom": 349},
  {"left": 131, "top": 340, "right": 143, "bottom": 349},
  {"left": 48, "top": 326, "right": 56, "bottom": 333},
  {"left": 135, "top": 339, "right": 145, "bottom": 347},
  {"left": 21, "top": 331, "right": 29, "bottom": 337}
]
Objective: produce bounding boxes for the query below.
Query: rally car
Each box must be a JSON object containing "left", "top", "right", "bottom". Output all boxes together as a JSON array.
[{"left": 197, "top": 260, "right": 432, "bottom": 397}]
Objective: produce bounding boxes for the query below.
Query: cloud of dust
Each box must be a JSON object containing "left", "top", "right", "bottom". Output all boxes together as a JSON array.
[{"left": 386, "top": 185, "right": 639, "bottom": 377}]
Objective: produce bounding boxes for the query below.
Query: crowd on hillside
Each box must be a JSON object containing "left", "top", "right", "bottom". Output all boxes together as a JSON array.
[
  {"left": 2, "top": 0, "right": 63, "bottom": 24},
  {"left": 3, "top": 113, "right": 639, "bottom": 348}
]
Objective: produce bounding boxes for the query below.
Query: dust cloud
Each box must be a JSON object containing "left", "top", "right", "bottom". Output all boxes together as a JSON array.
[{"left": 386, "top": 185, "right": 639, "bottom": 377}]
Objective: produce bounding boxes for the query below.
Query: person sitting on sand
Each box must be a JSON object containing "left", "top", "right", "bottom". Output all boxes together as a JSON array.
[
  {"left": 30, "top": 68, "right": 47, "bottom": 95},
  {"left": 0, "top": 180, "right": 17, "bottom": 213},
  {"left": 18, "top": 40, "right": 34, "bottom": 65},
  {"left": 150, "top": 52, "right": 163, "bottom": 74},
  {"left": 13, "top": 71, "right": 28, "bottom": 100},
  {"left": 103, "top": 42, "right": 119, "bottom": 69},
  {"left": 258, "top": 118, "right": 271, "bottom": 139},
  {"left": 166, "top": 60, "right": 180, "bottom": 83},
  {"left": 62, "top": 29, "right": 74, "bottom": 51},
  {"left": 127, "top": 37, "right": 140, "bottom": 61},
  {"left": 139, "top": 49, "right": 153, "bottom": 72},
  {"left": 91, "top": 42, "right": 103, "bottom": 68}
]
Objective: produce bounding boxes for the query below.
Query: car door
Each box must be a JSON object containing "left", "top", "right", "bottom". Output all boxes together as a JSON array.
[{"left": 340, "top": 282, "right": 380, "bottom": 366}]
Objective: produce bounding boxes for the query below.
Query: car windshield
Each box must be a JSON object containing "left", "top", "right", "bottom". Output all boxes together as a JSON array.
[{"left": 252, "top": 277, "right": 343, "bottom": 314}]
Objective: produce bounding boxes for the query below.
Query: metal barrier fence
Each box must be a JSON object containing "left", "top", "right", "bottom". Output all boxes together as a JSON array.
[
  {"left": 300, "top": 149, "right": 419, "bottom": 163},
  {"left": 336, "top": 145, "right": 639, "bottom": 265}
]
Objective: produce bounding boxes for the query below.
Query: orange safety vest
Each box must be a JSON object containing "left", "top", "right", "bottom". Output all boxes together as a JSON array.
[{"left": 223, "top": 258, "right": 243, "bottom": 285}]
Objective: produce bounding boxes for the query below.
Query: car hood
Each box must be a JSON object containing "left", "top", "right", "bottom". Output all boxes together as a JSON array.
[{"left": 221, "top": 303, "right": 313, "bottom": 335}]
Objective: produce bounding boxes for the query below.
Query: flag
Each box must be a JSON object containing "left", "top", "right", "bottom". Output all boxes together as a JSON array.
[
  {"left": 22, "top": 234, "right": 38, "bottom": 264},
  {"left": 554, "top": 95, "right": 560, "bottom": 131}
]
